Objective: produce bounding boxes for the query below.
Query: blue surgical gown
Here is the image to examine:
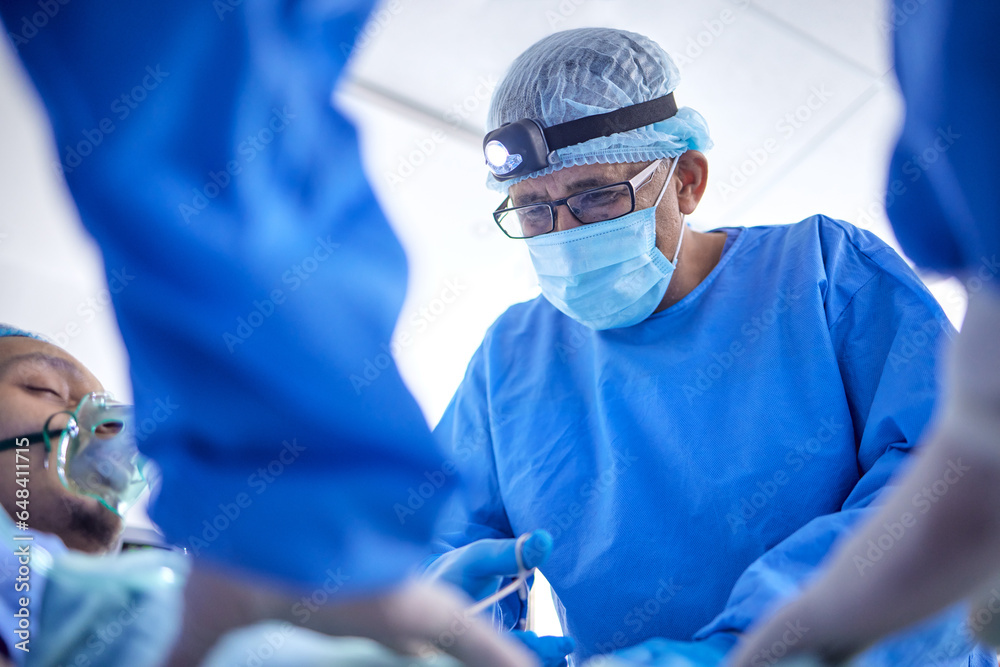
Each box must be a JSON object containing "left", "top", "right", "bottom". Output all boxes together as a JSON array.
[
  {"left": 888, "top": 0, "right": 1000, "bottom": 278},
  {"left": 1, "top": 1, "right": 451, "bottom": 592},
  {"left": 434, "top": 216, "right": 965, "bottom": 663}
]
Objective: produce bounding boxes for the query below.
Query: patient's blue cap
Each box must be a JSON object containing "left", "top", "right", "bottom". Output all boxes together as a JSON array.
[
  {"left": 0, "top": 324, "right": 49, "bottom": 342},
  {"left": 486, "top": 28, "right": 713, "bottom": 193}
]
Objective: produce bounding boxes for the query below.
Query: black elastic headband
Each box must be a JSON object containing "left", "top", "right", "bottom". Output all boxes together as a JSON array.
[
  {"left": 544, "top": 93, "right": 678, "bottom": 152},
  {"left": 483, "top": 93, "right": 679, "bottom": 181}
]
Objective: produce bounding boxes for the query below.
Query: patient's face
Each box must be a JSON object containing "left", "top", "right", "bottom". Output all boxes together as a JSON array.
[{"left": 0, "top": 336, "right": 122, "bottom": 552}]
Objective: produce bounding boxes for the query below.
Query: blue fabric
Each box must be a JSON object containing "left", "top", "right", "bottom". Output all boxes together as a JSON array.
[
  {"left": 434, "top": 216, "right": 964, "bottom": 664},
  {"left": 887, "top": 0, "right": 1000, "bottom": 278},
  {"left": 1, "top": 1, "right": 452, "bottom": 592}
]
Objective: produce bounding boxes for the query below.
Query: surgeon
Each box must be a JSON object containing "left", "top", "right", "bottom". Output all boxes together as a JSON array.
[
  {"left": 428, "top": 27, "right": 992, "bottom": 666},
  {"left": 728, "top": 0, "right": 1000, "bottom": 663}
]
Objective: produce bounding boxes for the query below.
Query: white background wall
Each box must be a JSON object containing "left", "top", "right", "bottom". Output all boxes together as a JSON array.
[{"left": 0, "top": 0, "right": 966, "bottom": 638}]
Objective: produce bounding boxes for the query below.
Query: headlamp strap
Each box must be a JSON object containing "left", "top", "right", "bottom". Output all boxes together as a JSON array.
[{"left": 543, "top": 93, "right": 678, "bottom": 152}]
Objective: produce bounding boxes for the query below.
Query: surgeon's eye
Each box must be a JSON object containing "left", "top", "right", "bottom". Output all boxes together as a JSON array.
[{"left": 573, "top": 188, "right": 626, "bottom": 209}]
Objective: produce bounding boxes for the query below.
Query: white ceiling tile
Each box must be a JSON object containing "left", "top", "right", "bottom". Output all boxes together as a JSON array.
[{"left": 738, "top": 0, "right": 891, "bottom": 77}]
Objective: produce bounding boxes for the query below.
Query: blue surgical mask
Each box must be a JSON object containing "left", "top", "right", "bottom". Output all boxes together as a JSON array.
[{"left": 525, "top": 157, "right": 684, "bottom": 330}]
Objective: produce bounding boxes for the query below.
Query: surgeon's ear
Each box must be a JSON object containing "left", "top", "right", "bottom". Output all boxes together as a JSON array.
[{"left": 675, "top": 150, "right": 708, "bottom": 215}]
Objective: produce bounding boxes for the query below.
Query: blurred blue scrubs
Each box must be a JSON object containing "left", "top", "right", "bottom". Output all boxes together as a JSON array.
[
  {"left": 887, "top": 0, "right": 1000, "bottom": 279},
  {"left": 435, "top": 216, "right": 967, "bottom": 663},
  {"left": 0, "top": 0, "right": 450, "bottom": 591}
]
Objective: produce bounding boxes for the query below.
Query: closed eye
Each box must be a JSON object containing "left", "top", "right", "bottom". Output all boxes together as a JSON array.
[{"left": 24, "top": 385, "right": 64, "bottom": 400}]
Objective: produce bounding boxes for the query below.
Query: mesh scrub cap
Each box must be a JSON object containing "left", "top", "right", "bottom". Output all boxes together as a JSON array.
[{"left": 485, "top": 27, "right": 713, "bottom": 193}]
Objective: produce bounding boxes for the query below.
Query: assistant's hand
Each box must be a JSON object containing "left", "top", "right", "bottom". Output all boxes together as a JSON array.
[
  {"left": 165, "top": 561, "right": 538, "bottom": 667},
  {"left": 426, "top": 530, "right": 553, "bottom": 602}
]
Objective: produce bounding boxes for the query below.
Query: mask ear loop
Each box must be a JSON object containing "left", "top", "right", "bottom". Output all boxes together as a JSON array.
[
  {"left": 465, "top": 532, "right": 534, "bottom": 623},
  {"left": 652, "top": 154, "right": 686, "bottom": 266}
]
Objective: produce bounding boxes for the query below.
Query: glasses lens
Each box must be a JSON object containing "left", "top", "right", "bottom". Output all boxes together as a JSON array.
[
  {"left": 567, "top": 184, "right": 634, "bottom": 224},
  {"left": 496, "top": 205, "right": 553, "bottom": 238}
]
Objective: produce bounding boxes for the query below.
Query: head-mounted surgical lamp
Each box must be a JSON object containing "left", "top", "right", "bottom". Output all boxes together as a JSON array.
[{"left": 483, "top": 93, "right": 678, "bottom": 181}]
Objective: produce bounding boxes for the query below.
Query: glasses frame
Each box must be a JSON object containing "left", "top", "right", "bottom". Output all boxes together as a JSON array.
[{"left": 493, "top": 159, "right": 664, "bottom": 239}]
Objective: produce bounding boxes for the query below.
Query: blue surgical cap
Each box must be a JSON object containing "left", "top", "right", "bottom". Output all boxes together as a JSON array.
[
  {"left": 486, "top": 28, "right": 713, "bottom": 193},
  {"left": 0, "top": 324, "right": 49, "bottom": 342}
]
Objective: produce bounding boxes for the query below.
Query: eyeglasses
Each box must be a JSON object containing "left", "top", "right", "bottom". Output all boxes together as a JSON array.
[
  {"left": 0, "top": 392, "right": 153, "bottom": 516},
  {"left": 493, "top": 159, "right": 664, "bottom": 239}
]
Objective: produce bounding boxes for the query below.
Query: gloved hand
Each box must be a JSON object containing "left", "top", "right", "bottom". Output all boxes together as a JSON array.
[
  {"left": 510, "top": 630, "right": 576, "bottom": 667},
  {"left": 425, "top": 530, "right": 554, "bottom": 602}
]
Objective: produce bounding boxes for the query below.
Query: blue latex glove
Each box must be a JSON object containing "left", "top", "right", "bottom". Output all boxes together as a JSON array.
[
  {"left": 426, "top": 530, "right": 553, "bottom": 602},
  {"left": 509, "top": 630, "right": 576, "bottom": 667},
  {"left": 588, "top": 635, "right": 733, "bottom": 666}
]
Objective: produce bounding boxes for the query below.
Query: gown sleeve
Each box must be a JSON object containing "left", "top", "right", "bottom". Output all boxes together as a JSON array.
[
  {"left": 887, "top": 0, "right": 1000, "bottom": 277},
  {"left": 0, "top": 0, "right": 452, "bottom": 592},
  {"left": 694, "top": 222, "right": 956, "bottom": 641},
  {"left": 432, "top": 337, "right": 526, "bottom": 628}
]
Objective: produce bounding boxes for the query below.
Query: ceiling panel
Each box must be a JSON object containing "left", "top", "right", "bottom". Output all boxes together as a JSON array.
[{"left": 739, "top": 0, "right": 891, "bottom": 77}]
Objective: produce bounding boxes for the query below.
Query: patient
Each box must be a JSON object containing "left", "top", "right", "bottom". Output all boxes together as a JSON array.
[
  {"left": 0, "top": 329, "right": 123, "bottom": 553},
  {"left": 0, "top": 327, "right": 497, "bottom": 666}
]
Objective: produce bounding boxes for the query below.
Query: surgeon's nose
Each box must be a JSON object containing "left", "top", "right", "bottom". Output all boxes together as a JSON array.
[{"left": 553, "top": 204, "right": 584, "bottom": 233}]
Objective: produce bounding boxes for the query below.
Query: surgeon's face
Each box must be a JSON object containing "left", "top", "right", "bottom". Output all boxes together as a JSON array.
[
  {"left": 508, "top": 152, "right": 707, "bottom": 259},
  {"left": 0, "top": 336, "right": 122, "bottom": 552}
]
